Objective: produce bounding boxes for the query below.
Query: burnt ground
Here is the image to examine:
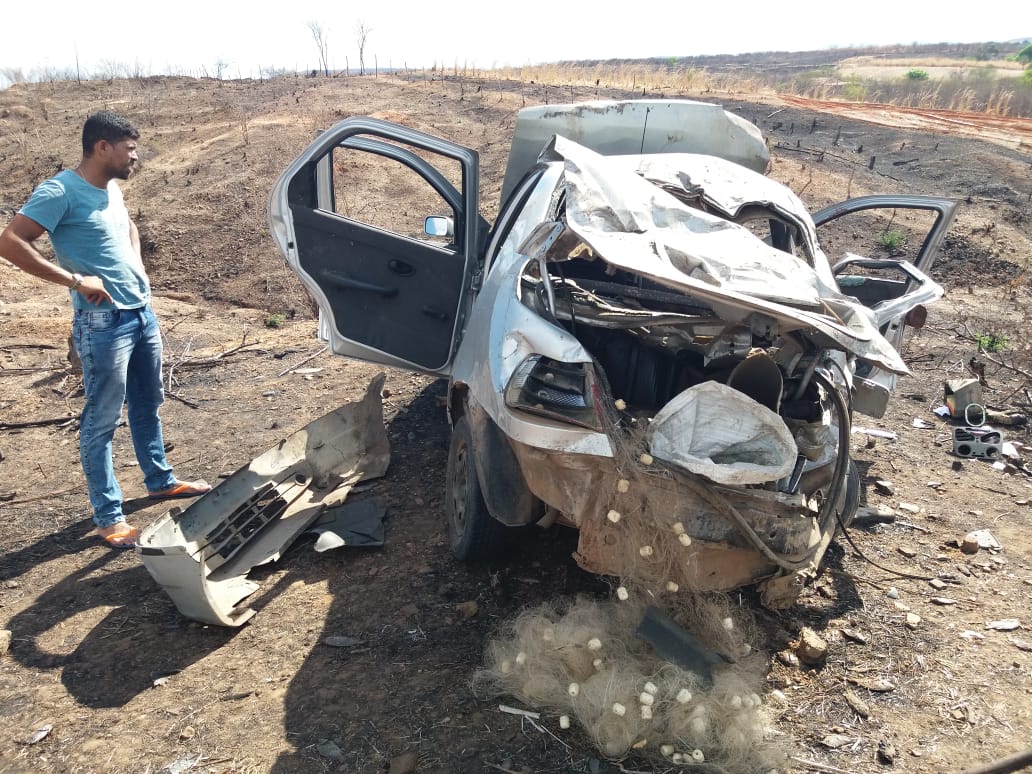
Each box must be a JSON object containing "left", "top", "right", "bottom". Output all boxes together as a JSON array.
[{"left": 1, "top": 73, "right": 1031, "bottom": 774}]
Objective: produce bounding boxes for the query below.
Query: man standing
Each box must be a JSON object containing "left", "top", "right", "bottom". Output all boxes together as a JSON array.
[{"left": 0, "top": 110, "right": 210, "bottom": 548}]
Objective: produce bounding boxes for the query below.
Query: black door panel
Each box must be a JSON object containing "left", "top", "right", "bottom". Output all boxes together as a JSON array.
[{"left": 292, "top": 206, "right": 464, "bottom": 369}]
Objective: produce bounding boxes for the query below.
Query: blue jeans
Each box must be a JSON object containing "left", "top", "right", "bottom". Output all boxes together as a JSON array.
[{"left": 72, "top": 305, "right": 175, "bottom": 528}]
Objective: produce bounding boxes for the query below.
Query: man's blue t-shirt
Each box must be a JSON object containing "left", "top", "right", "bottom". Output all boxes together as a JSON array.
[{"left": 19, "top": 170, "right": 150, "bottom": 311}]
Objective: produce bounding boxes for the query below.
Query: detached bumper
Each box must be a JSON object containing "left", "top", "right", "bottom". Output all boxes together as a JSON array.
[{"left": 136, "top": 376, "right": 390, "bottom": 626}]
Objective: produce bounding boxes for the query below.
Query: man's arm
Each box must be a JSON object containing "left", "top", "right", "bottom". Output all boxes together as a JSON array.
[
  {"left": 0, "top": 214, "right": 113, "bottom": 305},
  {"left": 129, "top": 217, "right": 142, "bottom": 259}
]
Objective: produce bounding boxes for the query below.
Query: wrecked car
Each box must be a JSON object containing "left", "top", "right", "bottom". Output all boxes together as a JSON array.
[{"left": 268, "top": 100, "right": 958, "bottom": 607}]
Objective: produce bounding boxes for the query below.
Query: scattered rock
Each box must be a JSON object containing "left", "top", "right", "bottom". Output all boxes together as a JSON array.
[
  {"left": 893, "top": 601, "right": 911, "bottom": 612},
  {"left": 874, "top": 479, "right": 895, "bottom": 496},
  {"left": 960, "top": 630, "right": 985, "bottom": 641},
  {"left": 795, "top": 627, "right": 828, "bottom": 665},
  {"left": 898, "top": 502, "right": 920, "bottom": 513},
  {"left": 898, "top": 546, "right": 918, "bottom": 558},
  {"left": 848, "top": 676, "right": 896, "bottom": 692},
  {"left": 821, "top": 733, "right": 854, "bottom": 749},
  {"left": 965, "top": 529, "right": 1002, "bottom": 552},
  {"left": 388, "top": 751, "right": 419, "bottom": 774},
  {"left": 1009, "top": 637, "right": 1032, "bottom": 652},
  {"left": 986, "top": 619, "right": 1021, "bottom": 631},
  {"left": 929, "top": 578, "right": 948, "bottom": 590},
  {"left": 930, "top": 597, "right": 957, "bottom": 606},
  {"left": 886, "top": 587, "right": 900, "bottom": 599},
  {"left": 0, "top": 629, "right": 11, "bottom": 656},
  {"left": 316, "top": 739, "right": 345, "bottom": 761},
  {"left": 960, "top": 535, "right": 980, "bottom": 554},
  {"left": 844, "top": 689, "right": 870, "bottom": 719},
  {"left": 842, "top": 628, "right": 868, "bottom": 645},
  {"left": 776, "top": 649, "right": 799, "bottom": 667},
  {"left": 178, "top": 726, "right": 196, "bottom": 741},
  {"left": 456, "top": 600, "right": 479, "bottom": 620},
  {"left": 877, "top": 739, "right": 897, "bottom": 764},
  {"left": 905, "top": 613, "right": 921, "bottom": 629}
]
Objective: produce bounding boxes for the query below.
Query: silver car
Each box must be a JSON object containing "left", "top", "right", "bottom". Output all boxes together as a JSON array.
[{"left": 269, "top": 100, "right": 958, "bottom": 608}]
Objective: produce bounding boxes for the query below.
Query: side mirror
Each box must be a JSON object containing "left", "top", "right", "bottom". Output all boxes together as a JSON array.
[{"left": 424, "top": 216, "right": 454, "bottom": 238}]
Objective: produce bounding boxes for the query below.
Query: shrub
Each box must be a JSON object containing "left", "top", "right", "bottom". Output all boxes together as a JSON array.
[
  {"left": 878, "top": 229, "right": 907, "bottom": 253},
  {"left": 843, "top": 74, "right": 868, "bottom": 102},
  {"left": 906, "top": 69, "right": 930, "bottom": 81},
  {"left": 264, "top": 313, "right": 286, "bottom": 328},
  {"left": 975, "top": 331, "right": 1009, "bottom": 352}
]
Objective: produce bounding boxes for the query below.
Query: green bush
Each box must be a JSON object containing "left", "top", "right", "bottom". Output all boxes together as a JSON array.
[
  {"left": 878, "top": 229, "right": 907, "bottom": 252},
  {"left": 975, "top": 331, "right": 1010, "bottom": 353},
  {"left": 906, "top": 69, "right": 929, "bottom": 81},
  {"left": 264, "top": 312, "right": 286, "bottom": 328},
  {"left": 843, "top": 74, "right": 868, "bottom": 101}
]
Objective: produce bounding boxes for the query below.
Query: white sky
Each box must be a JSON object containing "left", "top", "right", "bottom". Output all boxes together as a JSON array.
[{"left": 1, "top": 0, "right": 1027, "bottom": 80}]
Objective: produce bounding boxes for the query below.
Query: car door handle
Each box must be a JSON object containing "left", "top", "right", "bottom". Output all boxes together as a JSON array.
[
  {"left": 387, "top": 259, "right": 414, "bottom": 276},
  {"left": 319, "top": 270, "right": 398, "bottom": 297}
]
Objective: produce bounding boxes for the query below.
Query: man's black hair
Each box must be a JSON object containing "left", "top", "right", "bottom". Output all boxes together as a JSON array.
[{"left": 82, "top": 111, "right": 139, "bottom": 155}]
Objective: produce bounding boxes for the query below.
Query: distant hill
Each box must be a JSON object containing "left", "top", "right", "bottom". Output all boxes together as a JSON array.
[{"left": 565, "top": 40, "right": 1030, "bottom": 76}]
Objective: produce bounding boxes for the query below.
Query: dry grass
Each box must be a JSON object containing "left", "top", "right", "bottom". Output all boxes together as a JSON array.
[
  {"left": 457, "top": 59, "right": 1032, "bottom": 117},
  {"left": 839, "top": 55, "right": 1026, "bottom": 71}
]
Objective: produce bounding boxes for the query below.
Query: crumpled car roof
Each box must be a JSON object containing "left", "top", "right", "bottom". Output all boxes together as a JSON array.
[{"left": 540, "top": 136, "right": 909, "bottom": 374}]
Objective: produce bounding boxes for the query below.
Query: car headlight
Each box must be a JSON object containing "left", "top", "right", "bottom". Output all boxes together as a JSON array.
[{"left": 504, "top": 355, "right": 605, "bottom": 431}]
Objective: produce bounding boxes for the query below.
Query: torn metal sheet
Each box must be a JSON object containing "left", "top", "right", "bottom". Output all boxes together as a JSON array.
[
  {"left": 306, "top": 499, "right": 386, "bottom": 552},
  {"left": 137, "top": 375, "right": 390, "bottom": 626},
  {"left": 541, "top": 136, "right": 918, "bottom": 375}
]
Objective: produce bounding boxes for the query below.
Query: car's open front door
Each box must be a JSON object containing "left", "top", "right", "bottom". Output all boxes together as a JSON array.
[
  {"left": 269, "top": 118, "right": 482, "bottom": 375},
  {"left": 813, "top": 194, "right": 959, "bottom": 417}
]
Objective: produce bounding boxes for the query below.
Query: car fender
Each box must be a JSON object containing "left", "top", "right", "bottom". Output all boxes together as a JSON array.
[{"left": 465, "top": 400, "right": 545, "bottom": 527}]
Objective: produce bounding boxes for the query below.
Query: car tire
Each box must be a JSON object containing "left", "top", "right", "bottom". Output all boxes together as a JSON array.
[{"left": 446, "top": 414, "right": 509, "bottom": 561}]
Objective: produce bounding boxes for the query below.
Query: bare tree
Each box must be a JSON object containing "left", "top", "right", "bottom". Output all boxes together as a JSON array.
[
  {"left": 355, "top": 20, "right": 372, "bottom": 76},
  {"left": 307, "top": 20, "right": 330, "bottom": 76}
]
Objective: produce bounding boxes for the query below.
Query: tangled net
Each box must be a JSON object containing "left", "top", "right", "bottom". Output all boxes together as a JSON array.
[{"left": 475, "top": 594, "right": 785, "bottom": 772}]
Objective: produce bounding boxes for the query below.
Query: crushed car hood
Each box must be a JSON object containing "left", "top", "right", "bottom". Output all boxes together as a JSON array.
[{"left": 541, "top": 136, "right": 912, "bottom": 374}]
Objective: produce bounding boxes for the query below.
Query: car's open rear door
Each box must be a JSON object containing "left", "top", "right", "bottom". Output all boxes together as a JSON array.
[{"left": 269, "top": 118, "right": 482, "bottom": 375}]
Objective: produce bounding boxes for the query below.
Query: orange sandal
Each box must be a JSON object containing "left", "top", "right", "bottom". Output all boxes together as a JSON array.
[
  {"left": 147, "top": 480, "right": 212, "bottom": 500},
  {"left": 99, "top": 526, "right": 140, "bottom": 549}
]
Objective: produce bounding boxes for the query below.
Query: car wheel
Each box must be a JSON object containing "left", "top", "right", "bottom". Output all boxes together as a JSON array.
[{"left": 446, "top": 414, "right": 509, "bottom": 560}]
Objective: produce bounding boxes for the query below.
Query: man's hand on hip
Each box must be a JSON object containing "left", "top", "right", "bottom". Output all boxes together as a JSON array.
[{"left": 78, "top": 276, "right": 113, "bottom": 305}]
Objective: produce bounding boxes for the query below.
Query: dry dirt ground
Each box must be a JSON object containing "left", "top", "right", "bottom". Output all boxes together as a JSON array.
[{"left": 1, "top": 73, "right": 1032, "bottom": 774}]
